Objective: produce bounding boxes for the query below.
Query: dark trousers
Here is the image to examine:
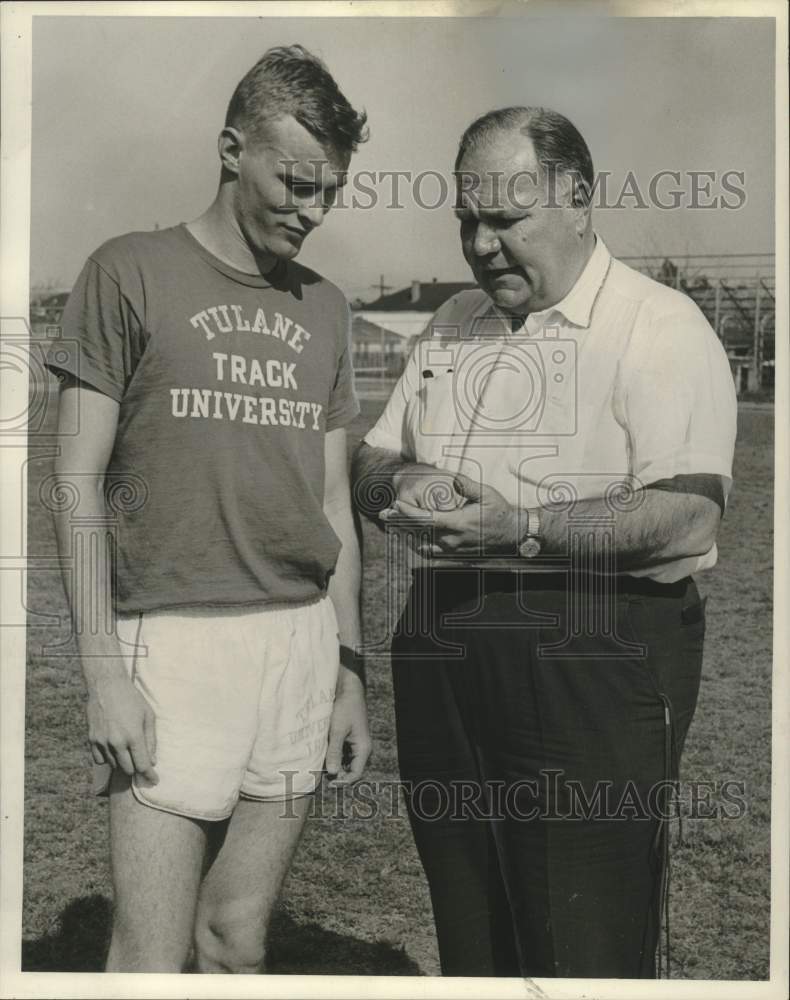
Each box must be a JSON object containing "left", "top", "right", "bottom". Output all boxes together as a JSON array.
[{"left": 391, "top": 569, "right": 706, "bottom": 978}]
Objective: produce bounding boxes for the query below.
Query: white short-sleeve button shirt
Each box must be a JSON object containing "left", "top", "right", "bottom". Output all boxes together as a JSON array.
[{"left": 364, "top": 237, "right": 738, "bottom": 583}]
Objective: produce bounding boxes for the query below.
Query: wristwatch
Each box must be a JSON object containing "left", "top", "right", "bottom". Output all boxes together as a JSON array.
[{"left": 517, "top": 507, "right": 542, "bottom": 559}]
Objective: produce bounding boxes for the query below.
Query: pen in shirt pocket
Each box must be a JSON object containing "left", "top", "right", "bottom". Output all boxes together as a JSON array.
[{"left": 421, "top": 342, "right": 457, "bottom": 379}]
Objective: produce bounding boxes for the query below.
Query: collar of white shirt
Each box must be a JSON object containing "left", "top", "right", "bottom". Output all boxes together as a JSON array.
[{"left": 510, "top": 234, "right": 612, "bottom": 334}]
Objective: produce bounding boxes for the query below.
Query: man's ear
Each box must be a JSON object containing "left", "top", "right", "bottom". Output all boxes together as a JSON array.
[
  {"left": 571, "top": 192, "right": 592, "bottom": 236},
  {"left": 218, "top": 127, "right": 243, "bottom": 176},
  {"left": 559, "top": 171, "right": 591, "bottom": 236}
]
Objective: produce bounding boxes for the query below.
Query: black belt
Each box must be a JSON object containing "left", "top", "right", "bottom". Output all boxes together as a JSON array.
[{"left": 413, "top": 566, "right": 692, "bottom": 599}]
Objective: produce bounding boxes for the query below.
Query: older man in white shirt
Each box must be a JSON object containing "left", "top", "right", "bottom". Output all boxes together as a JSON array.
[{"left": 353, "top": 106, "right": 736, "bottom": 979}]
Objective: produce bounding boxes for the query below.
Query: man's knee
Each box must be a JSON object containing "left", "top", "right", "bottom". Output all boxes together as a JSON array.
[{"left": 194, "top": 906, "right": 268, "bottom": 974}]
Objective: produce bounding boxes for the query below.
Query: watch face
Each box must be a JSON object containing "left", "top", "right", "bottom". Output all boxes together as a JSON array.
[{"left": 519, "top": 537, "right": 541, "bottom": 559}]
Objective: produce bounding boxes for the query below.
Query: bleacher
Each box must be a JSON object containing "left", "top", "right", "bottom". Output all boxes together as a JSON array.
[{"left": 621, "top": 253, "right": 775, "bottom": 392}]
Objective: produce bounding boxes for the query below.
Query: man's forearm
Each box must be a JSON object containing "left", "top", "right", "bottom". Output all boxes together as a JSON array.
[
  {"left": 51, "top": 472, "right": 126, "bottom": 679},
  {"left": 323, "top": 496, "right": 365, "bottom": 688},
  {"left": 535, "top": 489, "right": 722, "bottom": 569},
  {"left": 373, "top": 462, "right": 722, "bottom": 568}
]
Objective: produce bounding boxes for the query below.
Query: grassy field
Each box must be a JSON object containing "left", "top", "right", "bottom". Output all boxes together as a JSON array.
[{"left": 22, "top": 389, "right": 774, "bottom": 979}]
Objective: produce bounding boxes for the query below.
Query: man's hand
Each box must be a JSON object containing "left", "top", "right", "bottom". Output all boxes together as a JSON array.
[
  {"left": 382, "top": 471, "right": 519, "bottom": 557},
  {"left": 86, "top": 672, "right": 158, "bottom": 782},
  {"left": 324, "top": 668, "right": 371, "bottom": 786},
  {"left": 393, "top": 464, "right": 467, "bottom": 512}
]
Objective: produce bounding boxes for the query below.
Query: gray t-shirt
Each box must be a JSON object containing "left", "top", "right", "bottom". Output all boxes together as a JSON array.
[{"left": 48, "top": 224, "right": 359, "bottom": 613}]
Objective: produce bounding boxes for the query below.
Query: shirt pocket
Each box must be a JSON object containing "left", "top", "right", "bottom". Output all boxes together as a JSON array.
[{"left": 405, "top": 370, "right": 459, "bottom": 464}]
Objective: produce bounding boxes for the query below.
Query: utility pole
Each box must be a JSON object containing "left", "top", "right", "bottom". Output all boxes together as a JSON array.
[
  {"left": 371, "top": 274, "right": 393, "bottom": 299},
  {"left": 750, "top": 275, "right": 763, "bottom": 392},
  {"left": 368, "top": 276, "right": 394, "bottom": 376}
]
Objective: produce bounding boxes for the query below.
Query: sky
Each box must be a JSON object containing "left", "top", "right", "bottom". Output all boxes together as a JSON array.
[{"left": 30, "top": 12, "right": 776, "bottom": 301}]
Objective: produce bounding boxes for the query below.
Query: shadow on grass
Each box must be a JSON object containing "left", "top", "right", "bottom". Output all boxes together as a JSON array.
[
  {"left": 267, "top": 911, "right": 422, "bottom": 975},
  {"left": 23, "top": 895, "right": 111, "bottom": 972},
  {"left": 22, "top": 895, "right": 423, "bottom": 976}
]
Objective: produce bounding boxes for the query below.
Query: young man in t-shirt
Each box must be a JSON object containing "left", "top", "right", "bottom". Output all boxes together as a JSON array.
[{"left": 47, "top": 45, "right": 371, "bottom": 973}]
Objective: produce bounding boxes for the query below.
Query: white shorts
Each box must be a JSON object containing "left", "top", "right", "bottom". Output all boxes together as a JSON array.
[{"left": 95, "top": 596, "right": 341, "bottom": 820}]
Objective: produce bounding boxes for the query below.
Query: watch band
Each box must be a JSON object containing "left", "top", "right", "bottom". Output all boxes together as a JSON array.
[{"left": 518, "top": 507, "right": 542, "bottom": 559}]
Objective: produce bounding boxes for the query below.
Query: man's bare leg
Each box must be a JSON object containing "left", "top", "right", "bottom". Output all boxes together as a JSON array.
[
  {"left": 193, "top": 795, "right": 313, "bottom": 973},
  {"left": 106, "top": 771, "right": 209, "bottom": 972}
]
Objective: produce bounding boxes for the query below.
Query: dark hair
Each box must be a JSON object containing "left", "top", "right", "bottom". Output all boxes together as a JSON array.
[
  {"left": 455, "top": 106, "right": 594, "bottom": 206},
  {"left": 225, "top": 44, "right": 369, "bottom": 156}
]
